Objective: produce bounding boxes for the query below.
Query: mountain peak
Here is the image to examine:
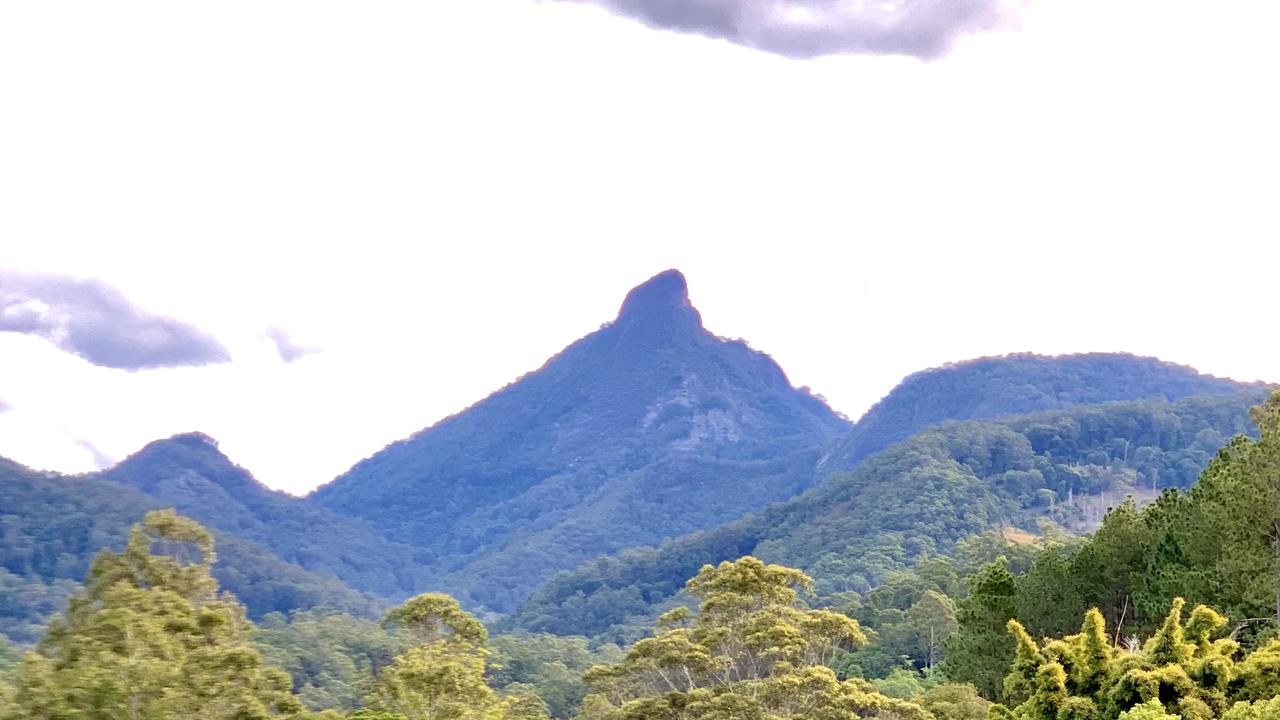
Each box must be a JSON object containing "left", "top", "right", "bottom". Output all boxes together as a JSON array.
[{"left": 616, "top": 269, "right": 701, "bottom": 328}]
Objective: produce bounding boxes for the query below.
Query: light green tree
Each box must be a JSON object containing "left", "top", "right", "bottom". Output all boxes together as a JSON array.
[
  {"left": 994, "top": 599, "right": 1268, "bottom": 720},
  {"left": 919, "top": 683, "right": 991, "bottom": 720},
  {"left": 579, "top": 556, "right": 929, "bottom": 720},
  {"left": 364, "top": 593, "right": 548, "bottom": 720},
  {"left": 2, "top": 509, "right": 306, "bottom": 720}
]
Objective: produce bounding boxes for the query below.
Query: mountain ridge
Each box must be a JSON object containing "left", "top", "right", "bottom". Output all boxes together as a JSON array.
[
  {"left": 308, "top": 269, "right": 851, "bottom": 610},
  {"left": 822, "top": 351, "right": 1269, "bottom": 474}
]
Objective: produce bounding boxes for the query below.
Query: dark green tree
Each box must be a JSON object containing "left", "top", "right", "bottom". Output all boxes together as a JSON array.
[{"left": 943, "top": 559, "right": 1019, "bottom": 699}]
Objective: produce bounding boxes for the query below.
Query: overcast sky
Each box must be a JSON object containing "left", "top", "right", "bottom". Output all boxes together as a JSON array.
[{"left": 1, "top": 0, "right": 1277, "bottom": 495}]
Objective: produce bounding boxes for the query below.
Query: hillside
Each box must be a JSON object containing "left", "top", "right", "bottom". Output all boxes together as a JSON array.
[
  {"left": 509, "top": 391, "right": 1271, "bottom": 641},
  {"left": 309, "top": 269, "right": 851, "bottom": 611},
  {"left": 0, "top": 455, "right": 381, "bottom": 645},
  {"left": 819, "top": 352, "right": 1264, "bottom": 473},
  {"left": 99, "top": 432, "right": 431, "bottom": 598}
]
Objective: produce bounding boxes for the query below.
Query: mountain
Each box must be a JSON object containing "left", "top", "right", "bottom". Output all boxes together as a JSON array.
[
  {"left": 509, "top": 390, "right": 1273, "bottom": 642},
  {"left": 98, "top": 432, "right": 433, "bottom": 598},
  {"left": 0, "top": 454, "right": 382, "bottom": 645},
  {"left": 309, "top": 269, "right": 851, "bottom": 611},
  {"left": 819, "top": 352, "right": 1265, "bottom": 474}
]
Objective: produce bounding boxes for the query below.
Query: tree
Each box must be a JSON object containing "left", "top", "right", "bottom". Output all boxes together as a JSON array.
[
  {"left": 1178, "top": 392, "right": 1280, "bottom": 625},
  {"left": 3, "top": 509, "right": 305, "bottom": 720},
  {"left": 254, "top": 611, "right": 411, "bottom": 711},
  {"left": 906, "top": 590, "right": 959, "bottom": 671},
  {"left": 995, "top": 598, "right": 1267, "bottom": 720},
  {"left": 365, "top": 593, "right": 547, "bottom": 720},
  {"left": 487, "top": 634, "right": 622, "bottom": 719},
  {"left": 943, "top": 559, "right": 1019, "bottom": 699},
  {"left": 919, "top": 683, "right": 991, "bottom": 720},
  {"left": 580, "top": 556, "right": 928, "bottom": 720}
]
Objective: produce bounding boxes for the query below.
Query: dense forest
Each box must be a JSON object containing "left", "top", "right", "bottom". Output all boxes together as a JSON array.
[
  {"left": 3, "top": 387, "right": 1280, "bottom": 719},
  {"left": 818, "top": 353, "right": 1260, "bottom": 474},
  {"left": 0, "top": 454, "right": 383, "bottom": 644},
  {"left": 510, "top": 392, "right": 1269, "bottom": 642},
  {"left": 2, "top": 384, "right": 1278, "bottom": 718}
]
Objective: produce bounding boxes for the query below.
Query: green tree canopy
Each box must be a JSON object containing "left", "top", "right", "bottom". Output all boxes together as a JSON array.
[
  {"left": 3, "top": 509, "right": 305, "bottom": 720},
  {"left": 579, "top": 556, "right": 929, "bottom": 720},
  {"left": 364, "top": 594, "right": 547, "bottom": 720},
  {"left": 987, "top": 598, "right": 1280, "bottom": 720}
]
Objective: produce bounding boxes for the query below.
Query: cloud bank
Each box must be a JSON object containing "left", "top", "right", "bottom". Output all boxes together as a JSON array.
[
  {"left": 566, "top": 0, "right": 1022, "bottom": 58},
  {"left": 0, "top": 271, "right": 231, "bottom": 370},
  {"left": 264, "top": 327, "right": 320, "bottom": 363}
]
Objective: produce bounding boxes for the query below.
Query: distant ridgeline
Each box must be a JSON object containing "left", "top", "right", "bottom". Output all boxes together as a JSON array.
[{"left": 0, "top": 269, "right": 1272, "bottom": 649}]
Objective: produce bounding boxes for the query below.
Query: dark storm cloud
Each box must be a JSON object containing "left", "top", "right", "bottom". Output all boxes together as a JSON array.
[
  {"left": 0, "top": 271, "right": 231, "bottom": 370},
  {"left": 264, "top": 327, "right": 319, "bottom": 363},
  {"left": 568, "top": 0, "right": 1021, "bottom": 59}
]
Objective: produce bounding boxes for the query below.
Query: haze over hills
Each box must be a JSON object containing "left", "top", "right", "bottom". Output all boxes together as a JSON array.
[{"left": 309, "top": 269, "right": 852, "bottom": 611}]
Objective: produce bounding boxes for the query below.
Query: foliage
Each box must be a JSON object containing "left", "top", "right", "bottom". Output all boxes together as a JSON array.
[
  {"left": 487, "top": 634, "right": 623, "bottom": 718},
  {"left": 578, "top": 556, "right": 928, "bottom": 720},
  {"left": 0, "top": 454, "right": 382, "bottom": 648},
  {"left": 946, "top": 391, "right": 1280, "bottom": 693},
  {"left": 2, "top": 510, "right": 306, "bottom": 720},
  {"left": 872, "top": 667, "right": 937, "bottom": 699},
  {"left": 255, "top": 611, "right": 411, "bottom": 711},
  {"left": 364, "top": 594, "right": 548, "bottom": 720},
  {"left": 991, "top": 598, "right": 1280, "bottom": 720},
  {"left": 829, "top": 534, "right": 1043, "bottom": 682},
  {"left": 0, "top": 635, "right": 16, "bottom": 675},
  {"left": 99, "top": 433, "right": 434, "bottom": 599},
  {"left": 919, "top": 682, "right": 993, "bottom": 720},
  {"left": 943, "top": 559, "right": 1022, "bottom": 699},
  {"left": 512, "top": 393, "right": 1266, "bottom": 642}
]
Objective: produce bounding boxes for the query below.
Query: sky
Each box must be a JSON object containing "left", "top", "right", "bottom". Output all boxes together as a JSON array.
[{"left": 1, "top": 0, "right": 1277, "bottom": 495}]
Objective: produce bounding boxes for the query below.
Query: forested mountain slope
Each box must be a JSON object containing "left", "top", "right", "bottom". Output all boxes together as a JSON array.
[
  {"left": 309, "top": 270, "right": 851, "bottom": 611},
  {"left": 100, "top": 432, "right": 431, "bottom": 598},
  {"left": 0, "top": 456, "right": 381, "bottom": 645},
  {"left": 820, "top": 353, "right": 1264, "bottom": 474},
  {"left": 510, "top": 391, "right": 1271, "bottom": 641}
]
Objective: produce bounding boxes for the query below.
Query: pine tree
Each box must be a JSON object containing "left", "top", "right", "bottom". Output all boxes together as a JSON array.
[{"left": 943, "top": 559, "right": 1019, "bottom": 699}]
